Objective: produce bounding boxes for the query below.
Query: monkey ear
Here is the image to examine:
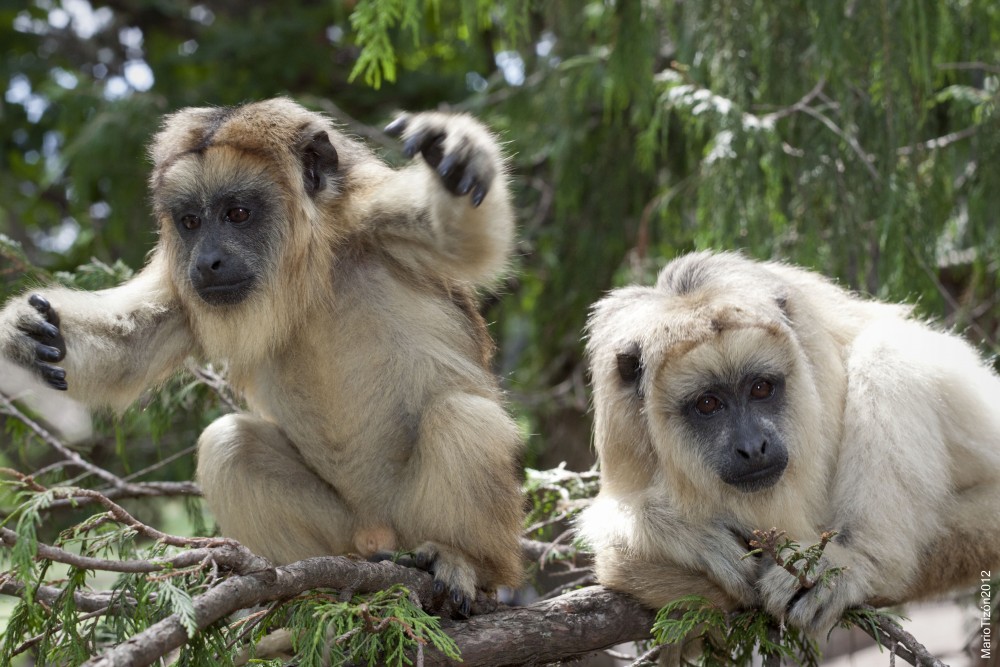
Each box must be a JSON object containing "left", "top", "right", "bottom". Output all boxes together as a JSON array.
[
  {"left": 298, "top": 130, "right": 339, "bottom": 197},
  {"left": 615, "top": 345, "right": 643, "bottom": 389}
]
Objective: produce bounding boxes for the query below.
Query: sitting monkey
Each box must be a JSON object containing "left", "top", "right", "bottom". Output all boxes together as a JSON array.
[{"left": 0, "top": 98, "right": 524, "bottom": 614}]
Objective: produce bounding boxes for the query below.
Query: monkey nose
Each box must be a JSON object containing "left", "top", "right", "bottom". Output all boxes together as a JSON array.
[
  {"left": 196, "top": 252, "right": 224, "bottom": 276},
  {"left": 736, "top": 439, "right": 768, "bottom": 460}
]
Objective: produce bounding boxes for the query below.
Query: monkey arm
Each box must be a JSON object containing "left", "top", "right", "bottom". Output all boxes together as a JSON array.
[
  {"left": 0, "top": 251, "right": 194, "bottom": 412},
  {"left": 760, "top": 317, "right": 974, "bottom": 635},
  {"left": 578, "top": 492, "right": 761, "bottom": 608},
  {"left": 374, "top": 111, "right": 516, "bottom": 286}
]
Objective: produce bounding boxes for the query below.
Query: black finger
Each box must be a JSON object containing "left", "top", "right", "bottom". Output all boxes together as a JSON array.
[
  {"left": 384, "top": 115, "right": 409, "bottom": 137},
  {"left": 437, "top": 152, "right": 460, "bottom": 179},
  {"left": 28, "top": 294, "right": 61, "bottom": 327},
  {"left": 28, "top": 294, "right": 50, "bottom": 313},
  {"left": 37, "top": 363, "right": 67, "bottom": 391},
  {"left": 418, "top": 134, "right": 445, "bottom": 168},
  {"left": 432, "top": 580, "right": 445, "bottom": 597},
  {"left": 456, "top": 172, "right": 476, "bottom": 196},
  {"left": 36, "top": 343, "right": 64, "bottom": 362},
  {"left": 471, "top": 183, "right": 489, "bottom": 207},
  {"left": 450, "top": 589, "right": 463, "bottom": 607},
  {"left": 403, "top": 131, "right": 442, "bottom": 160},
  {"left": 22, "top": 318, "right": 60, "bottom": 341},
  {"left": 415, "top": 550, "right": 435, "bottom": 571},
  {"left": 458, "top": 595, "right": 472, "bottom": 618}
]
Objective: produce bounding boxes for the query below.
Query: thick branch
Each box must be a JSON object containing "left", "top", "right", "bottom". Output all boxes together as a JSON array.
[
  {"left": 429, "top": 586, "right": 655, "bottom": 666},
  {"left": 83, "top": 556, "right": 438, "bottom": 667}
]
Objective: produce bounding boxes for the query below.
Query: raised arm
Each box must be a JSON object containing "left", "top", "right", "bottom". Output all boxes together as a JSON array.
[
  {"left": 0, "top": 251, "right": 194, "bottom": 412},
  {"left": 360, "top": 111, "right": 515, "bottom": 287}
]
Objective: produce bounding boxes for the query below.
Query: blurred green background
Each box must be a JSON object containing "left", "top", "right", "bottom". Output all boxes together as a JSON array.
[{"left": 1, "top": 0, "right": 998, "bottom": 476}]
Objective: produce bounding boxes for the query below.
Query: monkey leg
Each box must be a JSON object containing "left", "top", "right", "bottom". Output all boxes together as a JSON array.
[
  {"left": 196, "top": 413, "right": 356, "bottom": 565},
  {"left": 394, "top": 392, "right": 524, "bottom": 611}
]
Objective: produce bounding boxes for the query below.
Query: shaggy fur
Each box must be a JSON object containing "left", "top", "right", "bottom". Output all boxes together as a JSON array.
[
  {"left": 0, "top": 98, "right": 524, "bottom": 603},
  {"left": 578, "top": 250, "right": 1000, "bottom": 636}
]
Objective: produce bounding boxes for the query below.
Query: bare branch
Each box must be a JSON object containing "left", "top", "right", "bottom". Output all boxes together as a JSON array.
[{"left": 0, "top": 391, "right": 129, "bottom": 489}]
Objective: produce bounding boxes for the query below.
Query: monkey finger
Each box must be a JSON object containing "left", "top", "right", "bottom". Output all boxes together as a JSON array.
[
  {"left": 471, "top": 182, "right": 490, "bottom": 207},
  {"left": 455, "top": 172, "right": 476, "bottom": 196},
  {"left": 28, "top": 294, "right": 61, "bottom": 327},
  {"left": 35, "top": 342, "right": 65, "bottom": 363},
  {"left": 36, "top": 362, "right": 68, "bottom": 391},
  {"left": 450, "top": 589, "right": 472, "bottom": 618},
  {"left": 417, "top": 134, "right": 446, "bottom": 168},
  {"left": 383, "top": 114, "right": 410, "bottom": 138}
]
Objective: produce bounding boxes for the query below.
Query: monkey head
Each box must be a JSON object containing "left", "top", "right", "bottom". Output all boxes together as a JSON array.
[
  {"left": 587, "top": 252, "right": 825, "bottom": 507},
  {"left": 146, "top": 99, "right": 369, "bottom": 367}
]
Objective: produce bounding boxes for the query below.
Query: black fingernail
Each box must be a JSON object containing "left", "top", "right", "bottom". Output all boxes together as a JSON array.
[
  {"left": 456, "top": 173, "right": 475, "bottom": 196},
  {"left": 403, "top": 136, "right": 421, "bottom": 158},
  {"left": 28, "top": 294, "right": 50, "bottom": 312},
  {"left": 384, "top": 116, "right": 408, "bottom": 137},
  {"left": 432, "top": 580, "right": 445, "bottom": 596},
  {"left": 49, "top": 380, "right": 68, "bottom": 391},
  {"left": 437, "top": 154, "right": 458, "bottom": 178},
  {"left": 41, "top": 322, "right": 60, "bottom": 338},
  {"left": 460, "top": 597, "right": 472, "bottom": 617},
  {"left": 471, "top": 184, "right": 489, "bottom": 207},
  {"left": 451, "top": 590, "right": 462, "bottom": 606}
]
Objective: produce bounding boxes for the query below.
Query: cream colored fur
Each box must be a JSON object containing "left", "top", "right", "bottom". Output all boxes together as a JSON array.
[
  {"left": 0, "top": 98, "right": 524, "bottom": 600},
  {"left": 578, "top": 250, "right": 1000, "bottom": 638}
]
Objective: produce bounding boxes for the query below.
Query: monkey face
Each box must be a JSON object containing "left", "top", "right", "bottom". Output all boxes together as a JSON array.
[
  {"left": 679, "top": 373, "right": 789, "bottom": 492},
  {"left": 160, "top": 158, "right": 280, "bottom": 307},
  {"left": 608, "top": 319, "right": 795, "bottom": 495},
  {"left": 656, "top": 327, "right": 793, "bottom": 493},
  {"left": 151, "top": 100, "right": 342, "bottom": 311}
]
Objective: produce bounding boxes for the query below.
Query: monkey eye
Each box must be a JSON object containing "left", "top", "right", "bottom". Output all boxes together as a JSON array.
[
  {"left": 225, "top": 207, "right": 251, "bottom": 224},
  {"left": 749, "top": 379, "right": 775, "bottom": 400},
  {"left": 180, "top": 214, "right": 201, "bottom": 230},
  {"left": 694, "top": 394, "right": 723, "bottom": 415}
]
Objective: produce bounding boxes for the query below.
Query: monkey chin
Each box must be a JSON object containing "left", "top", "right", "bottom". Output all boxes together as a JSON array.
[{"left": 722, "top": 461, "right": 787, "bottom": 493}]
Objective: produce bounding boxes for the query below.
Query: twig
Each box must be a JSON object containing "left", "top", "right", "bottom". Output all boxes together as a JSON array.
[
  {"left": 795, "top": 104, "right": 881, "bottom": 182},
  {"left": 853, "top": 604, "right": 947, "bottom": 667},
  {"left": 760, "top": 78, "right": 828, "bottom": 124},
  {"left": 897, "top": 125, "right": 980, "bottom": 156},
  {"left": 0, "top": 576, "right": 136, "bottom": 613},
  {"left": 0, "top": 391, "right": 129, "bottom": 489},
  {"left": 628, "top": 644, "right": 662, "bottom": 667},
  {"left": 0, "top": 472, "right": 228, "bottom": 550},
  {"left": 185, "top": 361, "right": 241, "bottom": 413},
  {"left": 0, "top": 527, "right": 251, "bottom": 575}
]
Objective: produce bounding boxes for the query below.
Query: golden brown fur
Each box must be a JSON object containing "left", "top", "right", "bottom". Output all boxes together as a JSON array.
[
  {"left": 578, "top": 250, "right": 1000, "bottom": 636},
  {"left": 0, "top": 98, "right": 524, "bottom": 604}
]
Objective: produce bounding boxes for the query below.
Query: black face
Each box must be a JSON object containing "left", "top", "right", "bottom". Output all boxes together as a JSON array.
[
  {"left": 683, "top": 374, "right": 789, "bottom": 492},
  {"left": 171, "top": 188, "right": 275, "bottom": 306}
]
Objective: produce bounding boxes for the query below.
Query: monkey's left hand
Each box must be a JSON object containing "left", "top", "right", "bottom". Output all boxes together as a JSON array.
[
  {"left": 385, "top": 112, "right": 498, "bottom": 208},
  {"left": 757, "top": 542, "right": 874, "bottom": 636},
  {"left": 1, "top": 293, "right": 68, "bottom": 390}
]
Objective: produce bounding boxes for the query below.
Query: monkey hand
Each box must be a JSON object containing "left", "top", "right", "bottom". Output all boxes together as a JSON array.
[
  {"left": 696, "top": 522, "right": 764, "bottom": 606},
  {"left": 385, "top": 112, "right": 499, "bottom": 207},
  {"left": 757, "top": 542, "right": 874, "bottom": 636},
  {"left": 0, "top": 293, "right": 68, "bottom": 390}
]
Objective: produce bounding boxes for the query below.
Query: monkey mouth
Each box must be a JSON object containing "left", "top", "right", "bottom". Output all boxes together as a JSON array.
[
  {"left": 195, "top": 277, "right": 256, "bottom": 306},
  {"left": 724, "top": 461, "right": 787, "bottom": 493}
]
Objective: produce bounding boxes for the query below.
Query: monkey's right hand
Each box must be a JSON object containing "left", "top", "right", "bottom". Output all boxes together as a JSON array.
[
  {"left": 696, "top": 523, "right": 762, "bottom": 606},
  {"left": 0, "top": 294, "right": 68, "bottom": 390}
]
